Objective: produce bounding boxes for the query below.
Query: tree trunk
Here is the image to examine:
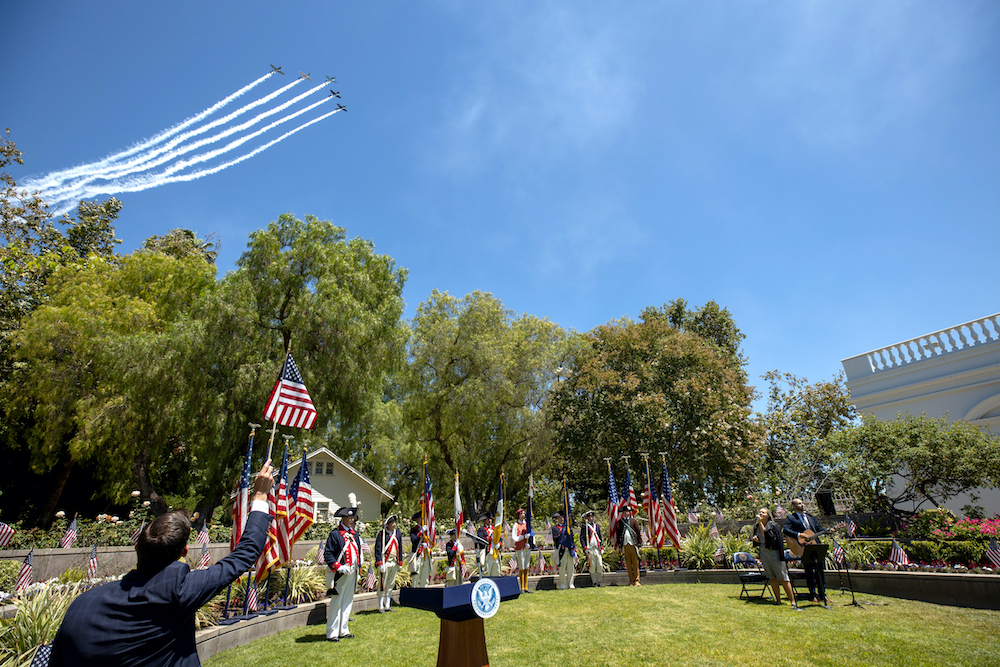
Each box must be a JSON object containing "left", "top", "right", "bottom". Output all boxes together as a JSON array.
[
  {"left": 133, "top": 449, "right": 169, "bottom": 515},
  {"left": 35, "top": 458, "right": 74, "bottom": 528}
]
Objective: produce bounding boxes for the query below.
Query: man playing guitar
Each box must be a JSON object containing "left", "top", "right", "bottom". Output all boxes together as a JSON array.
[{"left": 782, "top": 498, "right": 842, "bottom": 607}]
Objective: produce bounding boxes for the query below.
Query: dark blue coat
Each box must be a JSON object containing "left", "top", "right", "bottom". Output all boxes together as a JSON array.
[
  {"left": 323, "top": 524, "right": 363, "bottom": 582},
  {"left": 551, "top": 523, "right": 575, "bottom": 557},
  {"left": 49, "top": 510, "right": 270, "bottom": 666}
]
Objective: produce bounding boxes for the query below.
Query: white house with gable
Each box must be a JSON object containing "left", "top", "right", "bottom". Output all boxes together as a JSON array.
[
  {"left": 286, "top": 447, "right": 394, "bottom": 525},
  {"left": 841, "top": 312, "right": 1000, "bottom": 515}
]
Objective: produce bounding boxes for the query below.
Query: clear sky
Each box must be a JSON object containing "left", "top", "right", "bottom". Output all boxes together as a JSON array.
[{"left": 5, "top": 1, "right": 999, "bottom": 407}]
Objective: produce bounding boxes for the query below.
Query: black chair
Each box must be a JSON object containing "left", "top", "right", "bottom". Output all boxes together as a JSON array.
[{"left": 733, "top": 552, "right": 771, "bottom": 600}]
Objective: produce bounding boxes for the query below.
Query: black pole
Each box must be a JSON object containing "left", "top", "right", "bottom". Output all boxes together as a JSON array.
[
  {"left": 282, "top": 562, "right": 291, "bottom": 605},
  {"left": 242, "top": 574, "right": 252, "bottom": 616},
  {"left": 223, "top": 583, "right": 233, "bottom": 619}
]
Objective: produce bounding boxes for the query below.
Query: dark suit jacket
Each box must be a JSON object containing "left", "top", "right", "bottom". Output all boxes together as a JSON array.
[
  {"left": 49, "top": 510, "right": 270, "bottom": 667},
  {"left": 782, "top": 512, "right": 821, "bottom": 539}
]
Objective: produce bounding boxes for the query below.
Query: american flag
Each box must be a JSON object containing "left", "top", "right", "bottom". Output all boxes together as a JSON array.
[
  {"left": 607, "top": 465, "right": 621, "bottom": 548},
  {"left": 715, "top": 508, "right": 725, "bottom": 524},
  {"left": 621, "top": 463, "right": 638, "bottom": 515},
  {"left": 197, "top": 523, "right": 210, "bottom": 546},
  {"left": 262, "top": 353, "right": 317, "bottom": 429},
  {"left": 259, "top": 447, "right": 292, "bottom": 581},
  {"left": 642, "top": 459, "right": 665, "bottom": 549},
  {"left": 231, "top": 430, "right": 256, "bottom": 551},
  {"left": 846, "top": 515, "right": 858, "bottom": 538},
  {"left": 197, "top": 543, "right": 211, "bottom": 569},
  {"left": 87, "top": 545, "right": 98, "bottom": 579},
  {"left": 688, "top": 512, "right": 698, "bottom": 524},
  {"left": 659, "top": 462, "right": 682, "bottom": 552},
  {"left": 714, "top": 542, "right": 725, "bottom": 559},
  {"left": 461, "top": 560, "right": 469, "bottom": 579},
  {"left": 507, "top": 556, "right": 516, "bottom": 571},
  {"left": 131, "top": 521, "right": 146, "bottom": 546},
  {"left": 317, "top": 543, "right": 325, "bottom": 565},
  {"left": 987, "top": 538, "right": 1000, "bottom": 569},
  {"left": 15, "top": 549, "right": 33, "bottom": 593},
  {"left": 889, "top": 540, "right": 909, "bottom": 566},
  {"left": 710, "top": 523, "right": 720, "bottom": 539},
  {"left": 288, "top": 448, "right": 314, "bottom": 545},
  {"left": 246, "top": 579, "right": 259, "bottom": 611},
  {"left": 0, "top": 522, "right": 14, "bottom": 548},
  {"left": 422, "top": 460, "right": 437, "bottom": 546},
  {"left": 59, "top": 518, "right": 78, "bottom": 548},
  {"left": 364, "top": 565, "right": 377, "bottom": 591},
  {"left": 831, "top": 537, "right": 847, "bottom": 566}
]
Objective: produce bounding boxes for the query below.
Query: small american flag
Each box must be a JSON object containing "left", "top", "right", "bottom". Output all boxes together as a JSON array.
[
  {"left": 889, "top": 540, "right": 909, "bottom": 566},
  {"left": 507, "top": 556, "right": 516, "bottom": 571},
  {"left": 715, "top": 507, "right": 725, "bottom": 524},
  {"left": 361, "top": 540, "right": 372, "bottom": 555},
  {"left": 59, "top": 518, "right": 78, "bottom": 548},
  {"left": 317, "top": 543, "right": 325, "bottom": 565},
  {"left": 263, "top": 353, "right": 318, "bottom": 429},
  {"left": 131, "top": 521, "right": 146, "bottom": 545},
  {"left": 986, "top": 538, "right": 1000, "bottom": 569},
  {"left": 846, "top": 515, "right": 858, "bottom": 538},
  {"left": 688, "top": 512, "right": 698, "bottom": 524},
  {"left": 87, "top": 545, "right": 98, "bottom": 579},
  {"left": 710, "top": 523, "right": 720, "bottom": 539},
  {"left": 714, "top": 542, "right": 725, "bottom": 559},
  {"left": 364, "top": 565, "right": 377, "bottom": 591},
  {"left": 0, "top": 522, "right": 15, "bottom": 547},
  {"left": 246, "top": 580, "right": 259, "bottom": 611},
  {"left": 831, "top": 537, "right": 846, "bottom": 566},
  {"left": 461, "top": 560, "right": 469, "bottom": 579},
  {"left": 15, "top": 549, "right": 33, "bottom": 593},
  {"left": 197, "top": 543, "right": 211, "bottom": 569},
  {"left": 197, "top": 524, "right": 210, "bottom": 546}
]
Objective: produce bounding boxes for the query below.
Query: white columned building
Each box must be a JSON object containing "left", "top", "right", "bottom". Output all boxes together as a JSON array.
[{"left": 841, "top": 312, "right": 1000, "bottom": 515}]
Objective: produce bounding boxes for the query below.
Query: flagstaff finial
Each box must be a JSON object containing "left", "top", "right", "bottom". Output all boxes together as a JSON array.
[{"left": 249, "top": 422, "right": 261, "bottom": 430}]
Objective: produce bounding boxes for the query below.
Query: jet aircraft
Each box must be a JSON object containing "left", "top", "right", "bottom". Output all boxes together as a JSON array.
[
  {"left": 299, "top": 71, "right": 311, "bottom": 80},
  {"left": 270, "top": 64, "right": 285, "bottom": 75},
  {"left": 328, "top": 90, "right": 341, "bottom": 98}
]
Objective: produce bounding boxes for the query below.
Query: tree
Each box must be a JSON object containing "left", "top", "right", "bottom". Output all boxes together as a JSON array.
[
  {"left": 402, "top": 290, "right": 572, "bottom": 515},
  {"left": 754, "top": 371, "right": 858, "bottom": 503},
  {"left": 550, "top": 311, "right": 760, "bottom": 509},
  {"left": 828, "top": 413, "right": 1000, "bottom": 515}
]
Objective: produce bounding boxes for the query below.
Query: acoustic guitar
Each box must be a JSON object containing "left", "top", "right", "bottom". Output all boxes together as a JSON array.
[{"left": 784, "top": 521, "right": 846, "bottom": 558}]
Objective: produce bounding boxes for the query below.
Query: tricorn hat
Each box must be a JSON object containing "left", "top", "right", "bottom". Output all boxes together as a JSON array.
[
  {"left": 334, "top": 506, "right": 358, "bottom": 518},
  {"left": 582, "top": 510, "right": 596, "bottom": 518},
  {"left": 384, "top": 514, "right": 398, "bottom": 527},
  {"left": 411, "top": 511, "right": 422, "bottom": 522}
]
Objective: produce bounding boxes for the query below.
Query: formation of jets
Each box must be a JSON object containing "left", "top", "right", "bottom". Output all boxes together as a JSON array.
[{"left": 269, "top": 66, "right": 344, "bottom": 111}]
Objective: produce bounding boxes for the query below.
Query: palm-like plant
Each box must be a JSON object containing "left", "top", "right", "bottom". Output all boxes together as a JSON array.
[{"left": 680, "top": 526, "right": 718, "bottom": 569}]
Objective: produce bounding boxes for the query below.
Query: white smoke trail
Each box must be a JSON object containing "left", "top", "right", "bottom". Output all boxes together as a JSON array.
[
  {"left": 50, "top": 109, "right": 341, "bottom": 216},
  {"left": 39, "top": 78, "right": 312, "bottom": 200},
  {"left": 51, "top": 99, "right": 337, "bottom": 212},
  {"left": 25, "top": 72, "right": 273, "bottom": 191}
]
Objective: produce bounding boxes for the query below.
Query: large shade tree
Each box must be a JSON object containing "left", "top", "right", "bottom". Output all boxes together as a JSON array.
[{"left": 550, "top": 302, "right": 761, "bottom": 509}]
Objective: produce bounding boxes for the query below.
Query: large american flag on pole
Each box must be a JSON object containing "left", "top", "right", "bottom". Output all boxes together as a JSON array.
[
  {"left": 621, "top": 462, "right": 638, "bottom": 515},
  {"left": 422, "top": 459, "right": 437, "bottom": 546},
  {"left": 258, "top": 448, "right": 291, "bottom": 581},
  {"left": 288, "top": 448, "right": 314, "bottom": 545},
  {"left": 607, "top": 464, "right": 622, "bottom": 548},
  {"left": 231, "top": 429, "right": 256, "bottom": 552},
  {"left": 659, "top": 461, "right": 682, "bottom": 552},
  {"left": 263, "top": 353, "right": 317, "bottom": 429}
]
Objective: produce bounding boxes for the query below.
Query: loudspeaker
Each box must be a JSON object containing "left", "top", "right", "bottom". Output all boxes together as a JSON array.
[{"left": 815, "top": 491, "right": 835, "bottom": 516}]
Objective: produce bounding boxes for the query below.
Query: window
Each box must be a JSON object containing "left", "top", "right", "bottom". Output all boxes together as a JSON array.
[
  {"left": 316, "top": 502, "right": 329, "bottom": 522},
  {"left": 326, "top": 462, "right": 336, "bottom": 476},
  {"left": 312, "top": 462, "right": 323, "bottom": 476}
]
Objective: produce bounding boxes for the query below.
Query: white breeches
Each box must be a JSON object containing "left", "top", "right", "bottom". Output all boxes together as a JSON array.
[
  {"left": 326, "top": 567, "right": 358, "bottom": 638},
  {"left": 586, "top": 546, "right": 603, "bottom": 585}
]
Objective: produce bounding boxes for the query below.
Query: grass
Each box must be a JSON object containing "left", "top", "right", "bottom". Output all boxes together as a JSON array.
[{"left": 204, "top": 584, "right": 1000, "bottom": 667}]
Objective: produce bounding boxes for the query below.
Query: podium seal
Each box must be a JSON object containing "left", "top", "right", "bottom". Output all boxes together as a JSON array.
[{"left": 471, "top": 578, "right": 501, "bottom": 619}]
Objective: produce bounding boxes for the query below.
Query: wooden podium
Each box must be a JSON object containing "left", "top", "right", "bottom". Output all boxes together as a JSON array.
[{"left": 399, "top": 576, "right": 520, "bottom": 667}]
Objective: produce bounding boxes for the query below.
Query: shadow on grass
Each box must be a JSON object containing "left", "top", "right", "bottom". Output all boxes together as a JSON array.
[{"left": 295, "top": 633, "right": 329, "bottom": 643}]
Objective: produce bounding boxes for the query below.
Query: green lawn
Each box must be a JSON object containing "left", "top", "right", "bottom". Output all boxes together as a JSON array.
[{"left": 205, "top": 584, "right": 1000, "bottom": 667}]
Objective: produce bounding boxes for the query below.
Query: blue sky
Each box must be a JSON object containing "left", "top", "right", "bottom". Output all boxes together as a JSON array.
[{"left": 5, "top": 1, "right": 999, "bottom": 407}]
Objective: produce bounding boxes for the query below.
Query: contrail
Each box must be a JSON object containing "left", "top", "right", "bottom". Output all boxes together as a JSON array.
[
  {"left": 50, "top": 109, "right": 341, "bottom": 215},
  {"left": 25, "top": 72, "right": 274, "bottom": 191},
  {"left": 52, "top": 98, "right": 337, "bottom": 211},
  {"left": 39, "top": 77, "right": 311, "bottom": 200}
]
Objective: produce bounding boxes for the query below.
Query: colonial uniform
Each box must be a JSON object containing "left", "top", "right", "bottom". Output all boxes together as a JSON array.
[
  {"left": 410, "top": 513, "right": 433, "bottom": 588},
  {"left": 374, "top": 516, "right": 403, "bottom": 612},
  {"left": 444, "top": 529, "right": 463, "bottom": 587},
  {"left": 580, "top": 512, "right": 603, "bottom": 587},
  {"left": 551, "top": 513, "right": 575, "bottom": 590},
  {"left": 512, "top": 510, "right": 532, "bottom": 592},
  {"left": 478, "top": 519, "right": 501, "bottom": 577},
  {"left": 323, "top": 507, "right": 363, "bottom": 641},
  {"left": 615, "top": 509, "right": 642, "bottom": 586}
]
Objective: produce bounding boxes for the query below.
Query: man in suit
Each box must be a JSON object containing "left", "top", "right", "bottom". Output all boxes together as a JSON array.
[
  {"left": 615, "top": 506, "right": 642, "bottom": 586},
  {"left": 550, "top": 512, "right": 575, "bottom": 590},
  {"left": 323, "top": 505, "right": 364, "bottom": 641},
  {"left": 782, "top": 498, "right": 829, "bottom": 606},
  {"left": 373, "top": 514, "right": 403, "bottom": 613},
  {"left": 579, "top": 510, "right": 604, "bottom": 587},
  {"left": 49, "top": 459, "right": 274, "bottom": 666}
]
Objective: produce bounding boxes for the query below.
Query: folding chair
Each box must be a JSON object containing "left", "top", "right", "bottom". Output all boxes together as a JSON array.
[{"left": 732, "top": 552, "right": 771, "bottom": 600}]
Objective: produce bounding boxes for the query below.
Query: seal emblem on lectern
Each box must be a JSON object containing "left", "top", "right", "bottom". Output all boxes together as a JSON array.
[{"left": 471, "top": 578, "right": 501, "bottom": 619}]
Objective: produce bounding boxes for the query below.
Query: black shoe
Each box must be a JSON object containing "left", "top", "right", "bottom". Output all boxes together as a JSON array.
[
  {"left": 385, "top": 608, "right": 395, "bottom": 612},
  {"left": 343, "top": 634, "right": 356, "bottom": 639},
  {"left": 327, "top": 637, "right": 339, "bottom": 642}
]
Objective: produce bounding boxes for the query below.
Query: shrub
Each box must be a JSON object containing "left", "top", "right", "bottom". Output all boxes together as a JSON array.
[
  {"left": 906, "top": 541, "right": 941, "bottom": 564},
  {"left": 0, "top": 583, "right": 81, "bottom": 663},
  {"left": 602, "top": 549, "right": 621, "bottom": 572},
  {"left": 680, "top": 526, "right": 717, "bottom": 569},
  {"left": 940, "top": 540, "right": 985, "bottom": 565},
  {"left": 0, "top": 561, "right": 19, "bottom": 593},
  {"left": 57, "top": 568, "right": 86, "bottom": 584},
  {"left": 897, "top": 508, "right": 957, "bottom": 540}
]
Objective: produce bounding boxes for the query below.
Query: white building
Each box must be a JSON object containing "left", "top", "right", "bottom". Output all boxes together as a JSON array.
[
  {"left": 286, "top": 447, "right": 394, "bottom": 524},
  {"left": 841, "top": 312, "right": 1000, "bottom": 515}
]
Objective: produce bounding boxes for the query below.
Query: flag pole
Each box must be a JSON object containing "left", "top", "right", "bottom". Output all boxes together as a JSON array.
[{"left": 281, "top": 434, "right": 294, "bottom": 607}]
